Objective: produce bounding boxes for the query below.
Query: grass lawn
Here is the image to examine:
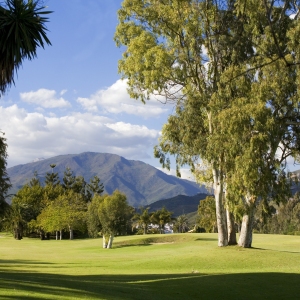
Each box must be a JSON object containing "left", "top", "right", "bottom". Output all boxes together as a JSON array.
[{"left": 0, "top": 233, "right": 299, "bottom": 299}]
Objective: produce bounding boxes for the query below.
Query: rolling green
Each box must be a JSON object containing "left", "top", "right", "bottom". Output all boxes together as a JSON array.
[{"left": 0, "top": 233, "right": 299, "bottom": 299}]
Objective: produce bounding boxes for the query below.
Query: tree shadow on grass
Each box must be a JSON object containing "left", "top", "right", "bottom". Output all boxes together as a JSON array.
[
  {"left": 194, "top": 237, "right": 218, "bottom": 242},
  {"left": 0, "top": 266, "right": 299, "bottom": 300},
  {"left": 0, "top": 260, "right": 54, "bottom": 265},
  {"left": 250, "top": 247, "right": 300, "bottom": 254},
  {"left": 113, "top": 244, "right": 152, "bottom": 249}
]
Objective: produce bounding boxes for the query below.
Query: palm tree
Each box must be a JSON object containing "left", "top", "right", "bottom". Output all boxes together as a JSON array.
[
  {"left": 132, "top": 207, "right": 151, "bottom": 235},
  {"left": 151, "top": 207, "right": 173, "bottom": 234},
  {"left": 0, "top": 0, "right": 52, "bottom": 95},
  {"left": 175, "top": 214, "right": 189, "bottom": 233}
]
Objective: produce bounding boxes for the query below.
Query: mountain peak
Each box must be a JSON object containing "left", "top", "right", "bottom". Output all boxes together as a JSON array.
[{"left": 7, "top": 152, "right": 207, "bottom": 206}]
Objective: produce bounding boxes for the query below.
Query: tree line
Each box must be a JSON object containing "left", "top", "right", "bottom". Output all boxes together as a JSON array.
[
  {"left": 5, "top": 166, "right": 105, "bottom": 240},
  {"left": 0, "top": 159, "right": 176, "bottom": 248}
]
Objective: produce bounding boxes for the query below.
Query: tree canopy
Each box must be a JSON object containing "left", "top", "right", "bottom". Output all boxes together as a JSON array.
[{"left": 98, "top": 190, "right": 133, "bottom": 248}]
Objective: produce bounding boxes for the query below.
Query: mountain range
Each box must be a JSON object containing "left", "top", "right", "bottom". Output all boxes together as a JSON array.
[{"left": 7, "top": 152, "right": 207, "bottom": 206}]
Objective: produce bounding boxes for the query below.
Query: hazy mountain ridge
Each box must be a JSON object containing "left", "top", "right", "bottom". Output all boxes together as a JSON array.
[
  {"left": 7, "top": 152, "right": 207, "bottom": 206},
  {"left": 147, "top": 193, "right": 209, "bottom": 217}
]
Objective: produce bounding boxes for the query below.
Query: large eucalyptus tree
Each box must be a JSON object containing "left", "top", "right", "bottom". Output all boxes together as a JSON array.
[
  {"left": 115, "top": 0, "right": 300, "bottom": 247},
  {"left": 115, "top": 0, "right": 253, "bottom": 246}
]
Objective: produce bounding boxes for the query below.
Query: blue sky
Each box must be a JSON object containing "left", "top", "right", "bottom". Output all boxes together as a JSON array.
[
  {"left": 0, "top": 1, "right": 196, "bottom": 177},
  {"left": 0, "top": 0, "right": 298, "bottom": 176}
]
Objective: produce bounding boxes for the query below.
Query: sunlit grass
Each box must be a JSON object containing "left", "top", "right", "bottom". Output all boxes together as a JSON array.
[{"left": 0, "top": 233, "right": 299, "bottom": 299}]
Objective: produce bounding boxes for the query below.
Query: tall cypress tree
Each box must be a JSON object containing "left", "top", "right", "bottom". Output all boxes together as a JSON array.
[{"left": 0, "top": 132, "right": 11, "bottom": 211}]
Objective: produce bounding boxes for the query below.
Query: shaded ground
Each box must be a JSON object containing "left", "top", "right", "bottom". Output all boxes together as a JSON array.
[{"left": 0, "top": 265, "right": 299, "bottom": 300}]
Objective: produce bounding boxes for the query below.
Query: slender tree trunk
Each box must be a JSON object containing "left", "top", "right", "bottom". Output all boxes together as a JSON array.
[
  {"left": 143, "top": 224, "right": 147, "bottom": 235},
  {"left": 103, "top": 235, "right": 107, "bottom": 248},
  {"left": 15, "top": 226, "right": 22, "bottom": 240},
  {"left": 226, "top": 210, "right": 237, "bottom": 245},
  {"left": 60, "top": 230, "right": 62, "bottom": 240},
  {"left": 107, "top": 234, "right": 114, "bottom": 248},
  {"left": 238, "top": 199, "right": 256, "bottom": 248},
  {"left": 208, "top": 112, "right": 228, "bottom": 246},
  {"left": 56, "top": 231, "right": 59, "bottom": 240},
  {"left": 69, "top": 226, "right": 74, "bottom": 240},
  {"left": 212, "top": 167, "right": 228, "bottom": 246}
]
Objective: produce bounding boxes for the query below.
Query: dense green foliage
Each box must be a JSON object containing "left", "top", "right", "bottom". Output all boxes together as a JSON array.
[
  {"left": 6, "top": 168, "right": 176, "bottom": 244},
  {"left": 132, "top": 207, "right": 152, "bottom": 234},
  {"left": 98, "top": 190, "right": 133, "bottom": 248},
  {"left": 254, "top": 192, "right": 300, "bottom": 235},
  {"left": 7, "top": 167, "right": 106, "bottom": 240},
  {"left": 173, "top": 214, "right": 189, "bottom": 233},
  {"left": 197, "top": 196, "right": 217, "bottom": 233},
  {"left": 132, "top": 206, "right": 174, "bottom": 235}
]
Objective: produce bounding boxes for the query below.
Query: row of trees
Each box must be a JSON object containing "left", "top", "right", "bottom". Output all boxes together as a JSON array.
[
  {"left": 115, "top": 0, "right": 300, "bottom": 247},
  {"left": 132, "top": 206, "right": 173, "bottom": 234},
  {"left": 1, "top": 164, "right": 176, "bottom": 248},
  {"left": 254, "top": 192, "right": 300, "bottom": 235},
  {"left": 7, "top": 167, "right": 104, "bottom": 240}
]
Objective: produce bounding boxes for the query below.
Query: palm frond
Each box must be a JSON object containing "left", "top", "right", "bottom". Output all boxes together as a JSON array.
[{"left": 0, "top": 0, "right": 52, "bottom": 95}]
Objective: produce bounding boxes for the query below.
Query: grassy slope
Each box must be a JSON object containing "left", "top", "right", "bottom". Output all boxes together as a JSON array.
[{"left": 0, "top": 233, "right": 299, "bottom": 299}]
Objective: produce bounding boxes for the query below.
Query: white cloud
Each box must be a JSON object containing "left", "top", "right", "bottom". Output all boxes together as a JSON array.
[
  {"left": 77, "top": 79, "right": 170, "bottom": 117},
  {"left": 20, "top": 89, "right": 71, "bottom": 108},
  {"left": 105, "top": 122, "right": 157, "bottom": 138},
  {"left": 60, "top": 89, "right": 68, "bottom": 96},
  {"left": 0, "top": 105, "right": 160, "bottom": 167},
  {"left": 157, "top": 167, "right": 196, "bottom": 181}
]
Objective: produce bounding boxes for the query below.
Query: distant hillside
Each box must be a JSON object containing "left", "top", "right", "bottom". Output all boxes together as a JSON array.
[
  {"left": 7, "top": 152, "right": 207, "bottom": 206},
  {"left": 147, "top": 193, "right": 209, "bottom": 217}
]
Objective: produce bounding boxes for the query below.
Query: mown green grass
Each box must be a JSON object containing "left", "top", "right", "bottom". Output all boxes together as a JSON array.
[{"left": 0, "top": 233, "right": 299, "bottom": 299}]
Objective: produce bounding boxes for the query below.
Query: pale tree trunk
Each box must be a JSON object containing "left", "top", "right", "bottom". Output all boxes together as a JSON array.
[
  {"left": 107, "top": 234, "right": 114, "bottom": 249},
  {"left": 213, "top": 167, "right": 228, "bottom": 247},
  {"left": 56, "top": 231, "right": 59, "bottom": 240},
  {"left": 60, "top": 230, "right": 62, "bottom": 240},
  {"left": 102, "top": 235, "right": 107, "bottom": 248},
  {"left": 209, "top": 113, "right": 228, "bottom": 246},
  {"left": 238, "top": 196, "right": 256, "bottom": 248},
  {"left": 69, "top": 226, "right": 74, "bottom": 240},
  {"left": 226, "top": 210, "right": 237, "bottom": 245}
]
